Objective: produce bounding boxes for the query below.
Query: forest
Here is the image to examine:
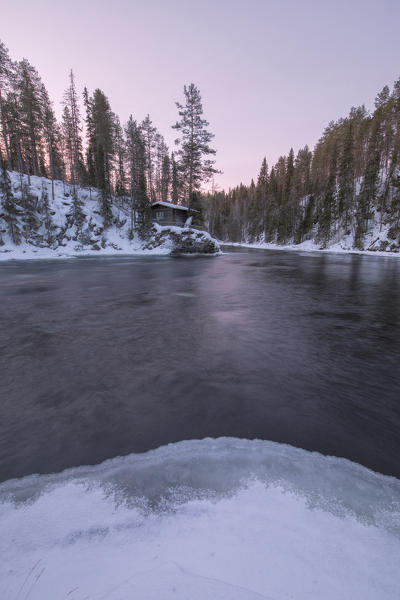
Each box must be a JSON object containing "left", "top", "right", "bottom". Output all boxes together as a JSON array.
[
  {"left": 205, "top": 83, "right": 400, "bottom": 252},
  {"left": 0, "top": 39, "right": 216, "bottom": 247},
  {"left": 1, "top": 37, "right": 400, "bottom": 252}
]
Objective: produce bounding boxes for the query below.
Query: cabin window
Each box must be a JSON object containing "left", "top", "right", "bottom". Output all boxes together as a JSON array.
[{"left": 155, "top": 211, "right": 164, "bottom": 220}]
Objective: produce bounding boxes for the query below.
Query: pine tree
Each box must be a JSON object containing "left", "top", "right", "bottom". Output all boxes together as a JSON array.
[
  {"left": 355, "top": 116, "right": 381, "bottom": 248},
  {"left": 125, "top": 116, "right": 152, "bottom": 237},
  {"left": 154, "top": 134, "right": 169, "bottom": 201},
  {"left": 172, "top": 83, "right": 218, "bottom": 203},
  {"left": 337, "top": 120, "right": 355, "bottom": 230},
  {"left": 136, "top": 175, "right": 152, "bottom": 239},
  {"left": 114, "top": 116, "right": 126, "bottom": 197},
  {"left": 296, "top": 194, "right": 315, "bottom": 243},
  {"left": 87, "top": 88, "right": 115, "bottom": 227},
  {"left": 15, "top": 59, "right": 44, "bottom": 177},
  {"left": 318, "top": 143, "right": 338, "bottom": 245},
  {"left": 171, "top": 152, "right": 180, "bottom": 204},
  {"left": 62, "top": 70, "right": 84, "bottom": 186},
  {"left": 265, "top": 166, "right": 278, "bottom": 241},
  {"left": 83, "top": 86, "right": 96, "bottom": 188},
  {"left": 276, "top": 153, "right": 290, "bottom": 243},
  {"left": 161, "top": 153, "right": 171, "bottom": 201},
  {"left": 249, "top": 157, "right": 268, "bottom": 241},
  {"left": 40, "top": 84, "right": 64, "bottom": 200},
  {"left": 62, "top": 105, "right": 75, "bottom": 185},
  {"left": 0, "top": 41, "right": 13, "bottom": 169},
  {"left": 388, "top": 174, "right": 400, "bottom": 242},
  {"left": 141, "top": 114, "right": 156, "bottom": 201}
]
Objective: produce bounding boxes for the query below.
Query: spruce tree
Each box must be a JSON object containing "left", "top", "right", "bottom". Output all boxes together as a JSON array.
[
  {"left": 172, "top": 83, "right": 218, "bottom": 203},
  {"left": 189, "top": 191, "right": 204, "bottom": 228},
  {"left": 0, "top": 157, "right": 21, "bottom": 244},
  {"left": 40, "top": 184, "right": 56, "bottom": 246},
  {"left": 21, "top": 184, "right": 39, "bottom": 244},
  {"left": 69, "top": 187, "right": 86, "bottom": 232}
]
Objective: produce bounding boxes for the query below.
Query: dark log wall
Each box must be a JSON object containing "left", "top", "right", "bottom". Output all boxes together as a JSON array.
[{"left": 151, "top": 207, "right": 188, "bottom": 226}]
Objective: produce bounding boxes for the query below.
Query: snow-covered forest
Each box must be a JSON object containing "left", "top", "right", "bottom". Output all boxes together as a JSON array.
[
  {"left": 205, "top": 83, "right": 400, "bottom": 253},
  {"left": 1, "top": 36, "right": 400, "bottom": 255},
  {"left": 0, "top": 39, "right": 218, "bottom": 255}
]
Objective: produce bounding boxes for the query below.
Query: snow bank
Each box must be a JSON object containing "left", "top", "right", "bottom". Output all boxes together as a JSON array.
[
  {"left": 1, "top": 438, "right": 399, "bottom": 600},
  {"left": 227, "top": 238, "right": 400, "bottom": 258},
  {"left": 149, "top": 225, "right": 221, "bottom": 255}
]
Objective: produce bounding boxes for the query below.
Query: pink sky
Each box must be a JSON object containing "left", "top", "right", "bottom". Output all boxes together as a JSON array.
[{"left": 3, "top": 0, "right": 400, "bottom": 189}]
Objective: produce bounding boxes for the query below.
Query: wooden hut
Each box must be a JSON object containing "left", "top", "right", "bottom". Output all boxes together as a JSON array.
[{"left": 151, "top": 201, "right": 189, "bottom": 227}]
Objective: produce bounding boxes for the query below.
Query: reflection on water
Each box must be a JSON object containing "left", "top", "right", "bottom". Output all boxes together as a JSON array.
[{"left": 0, "top": 249, "right": 399, "bottom": 481}]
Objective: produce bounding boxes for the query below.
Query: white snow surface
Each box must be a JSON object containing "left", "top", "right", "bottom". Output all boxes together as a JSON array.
[
  {"left": 0, "top": 172, "right": 218, "bottom": 260},
  {"left": 226, "top": 236, "right": 400, "bottom": 258},
  {"left": 152, "top": 201, "right": 189, "bottom": 211},
  {"left": 1, "top": 438, "right": 399, "bottom": 600}
]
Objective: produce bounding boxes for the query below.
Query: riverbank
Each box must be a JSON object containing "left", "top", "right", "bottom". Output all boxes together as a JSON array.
[
  {"left": 0, "top": 171, "right": 220, "bottom": 260},
  {"left": 0, "top": 226, "right": 220, "bottom": 261},
  {"left": 223, "top": 238, "right": 400, "bottom": 258}
]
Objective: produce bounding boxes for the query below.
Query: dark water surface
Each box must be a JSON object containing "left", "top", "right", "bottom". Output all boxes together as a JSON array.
[{"left": 0, "top": 248, "right": 399, "bottom": 482}]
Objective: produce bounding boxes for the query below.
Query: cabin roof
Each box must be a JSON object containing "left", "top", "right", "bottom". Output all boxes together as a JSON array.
[{"left": 151, "top": 201, "right": 189, "bottom": 211}]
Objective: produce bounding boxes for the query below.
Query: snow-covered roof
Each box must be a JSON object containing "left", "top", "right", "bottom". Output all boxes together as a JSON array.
[{"left": 151, "top": 201, "right": 189, "bottom": 211}]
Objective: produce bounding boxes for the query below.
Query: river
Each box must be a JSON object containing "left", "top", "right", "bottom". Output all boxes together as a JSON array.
[
  {"left": 1, "top": 248, "right": 400, "bottom": 599},
  {"left": 0, "top": 247, "right": 399, "bottom": 481}
]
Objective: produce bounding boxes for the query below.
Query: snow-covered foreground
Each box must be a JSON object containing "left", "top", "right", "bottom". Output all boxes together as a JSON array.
[{"left": 1, "top": 438, "right": 399, "bottom": 600}]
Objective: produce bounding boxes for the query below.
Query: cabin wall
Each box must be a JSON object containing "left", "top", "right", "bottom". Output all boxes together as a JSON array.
[{"left": 151, "top": 207, "right": 188, "bottom": 227}]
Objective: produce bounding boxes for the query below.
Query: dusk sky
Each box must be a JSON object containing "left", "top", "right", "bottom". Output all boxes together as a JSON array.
[{"left": 3, "top": 0, "right": 400, "bottom": 189}]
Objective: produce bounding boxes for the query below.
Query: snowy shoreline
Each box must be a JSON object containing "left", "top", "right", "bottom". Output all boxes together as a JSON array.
[
  {"left": 0, "top": 171, "right": 220, "bottom": 261},
  {"left": 222, "top": 239, "right": 400, "bottom": 259},
  {"left": 0, "top": 239, "right": 221, "bottom": 262},
  {"left": 0, "top": 244, "right": 172, "bottom": 262},
  {"left": 2, "top": 240, "right": 399, "bottom": 261}
]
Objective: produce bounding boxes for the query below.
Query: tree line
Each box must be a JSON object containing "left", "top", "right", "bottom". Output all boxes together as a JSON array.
[
  {"left": 0, "top": 39, "right": 217, "bottom": 243},
  {"left": 205, "top": 81, "right": 400, "bottom": 251}
]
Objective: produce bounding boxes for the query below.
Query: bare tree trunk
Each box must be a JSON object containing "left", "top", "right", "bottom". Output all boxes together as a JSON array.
[{"left": 0, "top": 94, "right": 12, "bottom": 168}]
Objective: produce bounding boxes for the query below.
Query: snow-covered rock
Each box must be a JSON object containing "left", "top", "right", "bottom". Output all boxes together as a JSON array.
[{"left": 147, "top": 225, "right": 221, "bottom": 255}]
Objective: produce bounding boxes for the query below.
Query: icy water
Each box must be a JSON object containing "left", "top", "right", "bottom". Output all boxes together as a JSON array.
[
  {"left": 1, "top": 248, "right": 400, "bottom": 599},
  {"left": 0, "top": 248, "right": 400, "bottom": 481}
]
